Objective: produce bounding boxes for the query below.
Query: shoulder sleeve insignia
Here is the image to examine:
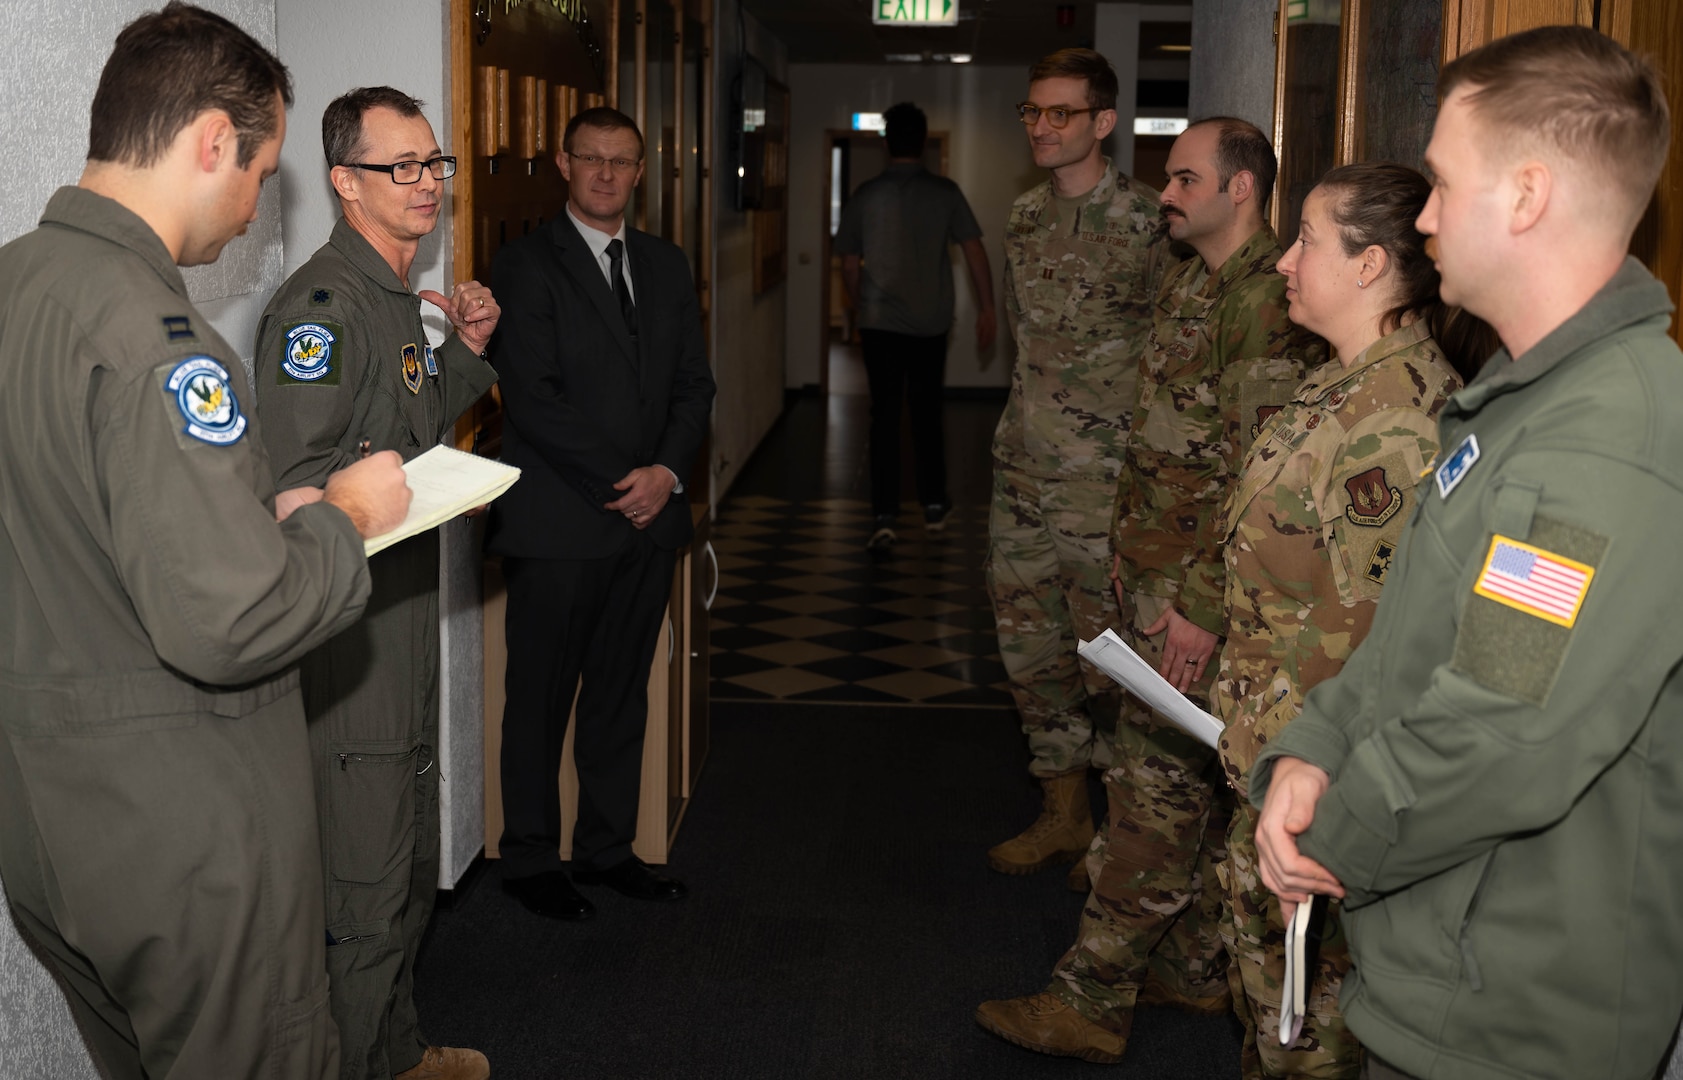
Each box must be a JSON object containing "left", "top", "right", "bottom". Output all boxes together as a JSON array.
[
  {"left": 280, "top": 322, "right": 340, "bottom": 384},
  {"left": 161, "top": 316, "right": 195, "bottom": 342},
  {"left": 166, "top": 356, "right": 246, "bottom": 445},
  {"left": 1344, "top": 466, "right": 1402, "bottom": 527},
  {"left": 310, "top": 288, "right": 333, "bottom": 306},
  {"left": 1473, "top": 535, "right": 1595, "bottom": 628}
]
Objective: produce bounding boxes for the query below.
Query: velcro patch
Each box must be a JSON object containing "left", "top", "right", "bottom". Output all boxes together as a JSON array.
[
  {"left": 279, "top": 321, "right": 341, "bottom": 384},
  {"left": 1473, "top": 535, "right": 1594, "bottom": 628},
  {"left": 1365, "top": 539, "right": 1396, "bottom": 584},
  {"left": 163, "top": 356, "right": 246, "bottom": 446},
  {"left": 1451, "top": 516, "right": 1608, "bottom": 707},
  {"left": 1345, "top": 466, "right": 1402, "bottom": 527}
]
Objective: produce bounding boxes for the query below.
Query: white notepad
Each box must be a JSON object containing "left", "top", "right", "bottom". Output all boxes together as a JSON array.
[
  {"left": 1076, "top": 628, "right": 1226, "bottom": 748},
  {"left": 363, "top": 445, "right": 521, "bottom": 556},
  {"left": 1280, "top": 897, "right": 1313, "bottom": 1045}
]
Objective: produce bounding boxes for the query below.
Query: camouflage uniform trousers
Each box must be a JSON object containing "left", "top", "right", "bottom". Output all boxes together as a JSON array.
[
  {"left": 1048, "top": 591, "right": 1231, "bottom": 1029},
  {"left": 1220, "top": 801, "right": 1362, "bottom": 1079},
  {"left": 986, "top": 467, "right": 1121, "bottom": 777}
]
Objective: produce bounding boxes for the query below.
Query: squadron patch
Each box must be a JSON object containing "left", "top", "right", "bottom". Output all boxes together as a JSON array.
[
  {"left": 1435, "top": 433, "right": 1480, "bottom": 499},
  {"left": 161, "top": 316, "right": 195, "bottom": 342},
  {"left": 424, "top": 344, "right": 439, "bottom": 377},
  {"left": 401, "top": 343, "right": 422, "bottom": 394},
  {"left": 1473, "top": 535, "right": 1595, "bottom": 628},
  {"left": 1365, "top": 539, "right": 1396, "bottom": 584},
  {"left": 1345, "top": 466, "right": 1402, "bottom": 527},
  {"left": 280, "top": 322, "right": 339, "bottom": 383},
  {"left": 166, "top": 356, "right": 246, "bottom": 445}
]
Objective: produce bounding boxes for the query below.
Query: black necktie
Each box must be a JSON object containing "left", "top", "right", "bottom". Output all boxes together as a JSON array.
[{"left": 607, "top": 238, "right": 637, "bottom": 336}]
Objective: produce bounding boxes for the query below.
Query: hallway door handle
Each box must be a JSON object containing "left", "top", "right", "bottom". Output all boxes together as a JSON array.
[{"left": 702, "top": 540, "right": 718, "bottom": 611}]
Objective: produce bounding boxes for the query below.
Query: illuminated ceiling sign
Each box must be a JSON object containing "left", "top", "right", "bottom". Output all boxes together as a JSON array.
[
  {"left": 853, "top": 113, "right": 886, "bottom": 132},
  {"left": 872, "top": 0, "right": 958, "bottom": 27}
]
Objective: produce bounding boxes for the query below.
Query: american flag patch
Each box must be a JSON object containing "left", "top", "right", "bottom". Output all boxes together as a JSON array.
[{"left": 1473, "top": 535, "right": 1595, "bottom": 628}]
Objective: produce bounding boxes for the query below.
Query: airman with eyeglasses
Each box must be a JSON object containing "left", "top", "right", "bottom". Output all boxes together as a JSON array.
[
  {"left": 565, "top": 150, "right": 642, "bottom": 174},
  {"left": 347, "top": 155, "right": 458, "bottom": 183}
]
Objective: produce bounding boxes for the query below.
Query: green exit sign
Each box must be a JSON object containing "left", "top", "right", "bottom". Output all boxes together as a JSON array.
[{"left": 873, "top": 0, "right": 958, "bottom": 27}]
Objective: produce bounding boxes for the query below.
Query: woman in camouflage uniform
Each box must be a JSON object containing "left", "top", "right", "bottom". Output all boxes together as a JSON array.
[{"left": 1211, "top": 163, "right": 1492, "bottom": 1078}]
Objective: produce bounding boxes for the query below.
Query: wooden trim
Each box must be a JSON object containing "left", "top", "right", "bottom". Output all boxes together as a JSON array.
[
  {"left": 1269, "top": 0, "right": 1289, "bottom": 235},
  {"left": 607, "top": 0, "right": 621, "bottom": 108},
  {"left": 671, "top": 0, "right": 685, "bottom": 249},
  {"left": 1335, "top": 0, "right": 1365, "bottom": 166},
  {"left": 450, "top": 0, "right": 477, "bottom": 450},
  {"left": 634, "top": 0, "right": 648, "bottom": 232}
]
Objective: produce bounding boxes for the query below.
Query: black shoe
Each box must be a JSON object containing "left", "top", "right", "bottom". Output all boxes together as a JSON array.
[
  {"left": 923, "top": 503, "right": 953, "bottom": 532},
  {"left": 502, "top": 870, "right": 595, "bottom": 920},
  {"left": 572, "top": 858, "right": 688, "bottom": 902},
  {"left": 867, "top": 514, "right": 897, "bottom": 551}
]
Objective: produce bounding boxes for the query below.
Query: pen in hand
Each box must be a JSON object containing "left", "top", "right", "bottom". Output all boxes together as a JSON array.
[{"left": 358, "top": 438, "right": 371, "bottom": 459}]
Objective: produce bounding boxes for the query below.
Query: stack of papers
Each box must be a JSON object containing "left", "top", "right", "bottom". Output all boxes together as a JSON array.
[
  {"left": 1076, "top": 628, "right": 1225, "bottom": 748},
  {"left": 364, "top": 444, "right": 521, "bottom": 556},
  {"left": 1279, "top": 898, "right": 1313, "bottom": 1045}
]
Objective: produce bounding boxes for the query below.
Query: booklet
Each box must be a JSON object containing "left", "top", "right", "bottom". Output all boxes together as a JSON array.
[
  {"left": 1279, "top": 897, "right": 1314, "bottom": 1046},
  {"left": 1076, "top": 628, "right": 1225, "bottom": 748},
  {"left": 363, "top": 444, "right": 521, "bottom": 556}
]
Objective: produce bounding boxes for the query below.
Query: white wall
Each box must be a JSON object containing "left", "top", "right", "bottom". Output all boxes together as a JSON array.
[{"left": 275, "top": 0, "right": 483, "bottom": 893}]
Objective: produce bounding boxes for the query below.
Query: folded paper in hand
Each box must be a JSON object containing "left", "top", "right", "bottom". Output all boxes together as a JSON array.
[
  {"left": 363, "top": 445, "right": 521, "bottom": 556},
  {"left": 1279, "top": 896, "right": 1313, "bottom": 1046},
  {"left": 1075, "top": 628, "right": 1225, "bottom": 749}
]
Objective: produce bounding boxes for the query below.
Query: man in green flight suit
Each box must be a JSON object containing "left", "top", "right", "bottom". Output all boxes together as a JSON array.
[
  {"left": 0, "top": 6, "right": 412, "bottom": 1078},
  {"left": 253, "top": 86, "right": 499, "bottom": 1080},
  {"left": 1255, "top": 27, "right": 1683, "bottom": 1080},
  {"left": 985, "top": 47, "right": 1170, "bottom": 884},
  {"left": 979, "top": 116, "right": 1323, "bottom": 1063}
]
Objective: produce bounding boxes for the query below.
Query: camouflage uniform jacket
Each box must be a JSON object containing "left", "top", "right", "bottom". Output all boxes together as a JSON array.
[
  {"left": 992, "top": 159, "right": 1169, "bottom": 481},
  {"left": 1211, "top": 321, "right": 1459, "bottom": 799},
  {"left": 1114, "top": 226, "right": 1323, "bottom": 633}
]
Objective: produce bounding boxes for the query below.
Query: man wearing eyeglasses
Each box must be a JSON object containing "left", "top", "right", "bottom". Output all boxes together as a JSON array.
[
  {"left": 252, "top": 85, "right": 498, "bottom": 1080},
  {"left": 984, "top": 47, "right": 1168, "bottom": 889},
  {"left": 486, "top": 107, "right": 713, "bottom": 922}
]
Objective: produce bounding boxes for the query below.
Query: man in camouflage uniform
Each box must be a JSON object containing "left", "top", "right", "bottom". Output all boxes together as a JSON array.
[
  {"left": 978, "top": 117, "right": 1322, "bottom": 1063},
  {"left": 984, "top": 48, "right": 1169, "bottom": 884}
]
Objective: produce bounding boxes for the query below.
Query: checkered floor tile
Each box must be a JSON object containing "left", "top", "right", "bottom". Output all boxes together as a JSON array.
[{"left": 709, "top": 497, "right": 1014, "bottom": 707}]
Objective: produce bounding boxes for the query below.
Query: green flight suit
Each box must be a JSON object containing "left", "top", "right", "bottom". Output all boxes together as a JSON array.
[
  {"left": 253, "top": 219, "right": 496, "bottom": 1080},
  {"left": 0, "top": 187, "right": 371, "bottom": 1080}
]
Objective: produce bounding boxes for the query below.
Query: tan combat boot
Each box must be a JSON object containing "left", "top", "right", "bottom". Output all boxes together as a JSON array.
[
  {"left": 974, "top": 991, "right": 1127, "bottom": 1064},
  {"left": 1137, "top": 971, "right": 1234, "bottom": 1015},
  {"left": 394, "top": 1046, "right": 490, "bottom": 1080},
  {"left": 987, "top": 770, "right": 1093, "bottom": 874}
]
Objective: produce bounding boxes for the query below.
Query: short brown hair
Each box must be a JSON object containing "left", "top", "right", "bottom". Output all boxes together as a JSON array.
[
  {"left": 563, "top": 107, "right": 645, "bottom": 158},
  {"left": 88, "top": 2, "right": 291, "bottom": 170},
  {"left": 1188, "top": 116, "right": 1277, "bottom": 214},
  {"left": 323, "top": 87, "right": 426, "bottom": 168},
  {"left": 1440, "top": 25, "right": 1669, "bottom": 226},
  {"left": 1028, "top": 48, "right": 1118, "bottom": 114}
]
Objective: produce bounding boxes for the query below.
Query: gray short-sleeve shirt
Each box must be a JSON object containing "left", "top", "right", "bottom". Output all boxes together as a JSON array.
[{"left": 834, "top": 162, "right": 983, "bottom": 337}]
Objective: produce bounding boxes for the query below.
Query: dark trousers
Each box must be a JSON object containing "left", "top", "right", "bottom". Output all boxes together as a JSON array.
[
  {"left": 498, "top": 534, "right": 677, "bottom": 875},
  {"left": 860, "top": 328, "right": 949, "bottom": 519}
]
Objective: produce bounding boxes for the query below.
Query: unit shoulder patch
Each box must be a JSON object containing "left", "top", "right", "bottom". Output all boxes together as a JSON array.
[
  {"left": 279, "top": 321, "right": 341, "bottom": 384},
  {"left": 401, "top": 343, "right": 422, "bottom": 394},
  {"left": 1345, "top": 466, "right": 1402, "bottom": 528},
  {"left": 164, "top": 356, "right": 246, "bottom": 446}
]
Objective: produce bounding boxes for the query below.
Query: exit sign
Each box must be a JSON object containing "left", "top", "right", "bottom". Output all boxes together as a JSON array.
[{"left": 872, "top": 0, "right": 958, "bottom": 27}]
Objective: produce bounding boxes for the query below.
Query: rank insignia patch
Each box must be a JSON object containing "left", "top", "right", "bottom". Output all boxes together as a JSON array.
[
  {"left": 162, "top": 316, "right": 195, "bottom": 342},
  {"left": 424, "top": 344, "right": 438, "bottom": 377},
  {"left": 401, "top": 343, "right": 422, "bottom": 394},
  {"left": 310, "top": 288, "right": 333, "bottom": 306},
  {"left": 1345, "top": 466, "right": 1402, "bottom": 527},
  {"left": 166, "top": 356, "right": 246, "bottom": 445},
  {"left": 1473, "top": 535, "right": 1594, "bottom": 628},
  {"left": 1435, "top": 433, "right": 1479, "bottom": 499},
  {"left": 280, "top": 322, "right": 338, "bottom": 383},
  {"left": 1365, "top": 539, "right": 1396, "bottom": 584}
]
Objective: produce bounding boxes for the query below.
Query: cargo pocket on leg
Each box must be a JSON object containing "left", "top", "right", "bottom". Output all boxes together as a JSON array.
[{"left": 325, "top": 744, "right": 419, "bottom": 886}]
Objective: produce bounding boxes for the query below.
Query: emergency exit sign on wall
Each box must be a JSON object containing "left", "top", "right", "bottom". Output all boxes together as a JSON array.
[{"left": 872, "top": 0, "right": 958, "bottom": 27}]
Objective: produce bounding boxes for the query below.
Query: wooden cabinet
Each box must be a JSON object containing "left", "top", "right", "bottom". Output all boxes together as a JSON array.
[{"left": 481, "top": 504, "right": 713, "bottom": 865}]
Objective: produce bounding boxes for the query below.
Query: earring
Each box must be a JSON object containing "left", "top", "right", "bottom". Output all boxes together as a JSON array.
[{"left": 1356, "top": 279, "right": 1366, "bottom": 288}]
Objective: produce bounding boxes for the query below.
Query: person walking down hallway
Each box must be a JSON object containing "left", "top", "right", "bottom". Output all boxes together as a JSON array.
[
  {"left": 985, "top": 48, "right": 1170, "bottom": 886},
  {"left": 252, "top": 85, "right": 500, "bottom": 1080},
  {"left": 835, "top": 100, "right": 995, "bottom": 550},
  {"left": 490, "top": 107, "right": 715, "bottom": 922}
]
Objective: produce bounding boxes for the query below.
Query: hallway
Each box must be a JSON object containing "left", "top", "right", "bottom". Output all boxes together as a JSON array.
[{"left": 411, "top": 386, "right": 1244, "bottom": 1078}]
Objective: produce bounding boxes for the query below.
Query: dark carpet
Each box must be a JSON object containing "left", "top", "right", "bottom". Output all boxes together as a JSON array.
[{"left": 413, "top": 702, "right": 1242, "bottom": 1078}]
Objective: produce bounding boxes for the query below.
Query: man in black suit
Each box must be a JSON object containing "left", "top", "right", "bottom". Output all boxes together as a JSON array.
[{"left": 488, "top": 107, "right": 714, "bottom": 920}]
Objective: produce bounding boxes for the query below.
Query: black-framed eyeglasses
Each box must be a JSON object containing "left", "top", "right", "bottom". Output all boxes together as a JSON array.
[
  {"left": 1015, "top": 103, "right": 1098, "bottom": 129},
  {"left": 347, "top": 156, "right": 457, "bottom": 184},
  {"left": 566, "top": 151, "right": 642, "bottom": 174}
]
